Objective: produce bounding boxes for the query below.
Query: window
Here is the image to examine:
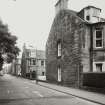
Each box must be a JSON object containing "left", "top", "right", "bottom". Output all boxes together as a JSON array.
[
  {"left": 41, "top": 60, "right": 44, "bottom": 66},
  {"left": 42, "top": 72, "right": 45, "bottom": 76},
  {"left": 57, "top": 41, "right": 61, "bottom": 57},
  {"left": 96, "top": 63, "right": 102, "bottom": 72},
  {"left": 33, "top": 59, "right": 36, "bottom": 65},
  {"left": 86, "top": 15, "right": 90, "bottom": 21},
  {"left": 58, "top": 66, "right": 61, "bottom": 82},
  {"left": 93, "top": 9, "right": 99, "bottom": 17},
  {"left": 29, "top": 59, "right": 31, "bottom": 65},
  {"left": 95, "top": 28, "right": 103, "bottom": 48},
  {"left": 31, "top": 51, "right": 35, "bottom": 57},
  {"left": 29, "top": 59, "right": 36, "bottom": 65}
]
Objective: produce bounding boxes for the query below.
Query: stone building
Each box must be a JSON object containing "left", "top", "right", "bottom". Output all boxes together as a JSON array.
[
  {"left": 15, "top": 58, "right": 21, "bottom": 76},
  {"left": 46, "top": 0, "right": 105, "bottom": 87},
  {"left": 21, "top": 44, "right": 46, "bottom": 79},
  {"left": 9, "top": 58, "right": 21, "bottom": 76}
]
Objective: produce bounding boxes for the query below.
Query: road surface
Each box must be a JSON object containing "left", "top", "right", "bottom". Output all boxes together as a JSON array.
[{"left": 0, "top": 74, "right": 100, "bottom": 105}]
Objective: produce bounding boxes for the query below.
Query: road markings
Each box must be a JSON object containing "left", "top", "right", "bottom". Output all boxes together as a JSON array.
[{"left": 33, "top": 91, "right": 44, "bottom": 97}]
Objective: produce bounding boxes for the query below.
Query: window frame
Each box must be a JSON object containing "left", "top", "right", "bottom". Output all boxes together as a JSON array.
[
  {"left": 41, "top": 60, "right": 44, "bottom": 66},
  {"left": 86, "top": 15, "right": 90, "bottom": 21},
  {"left": 96, "top": 63, "right": 103, "bottom": 72},
  {"left": 57, "top": 40, "right": 62, "bottom": 57},
  {"left": 32, "top": 59, "right": 36, "bottom": 65},
  {"left": 95, "top": 28, "right": 103, "bottom": 48},
  {"left": 58, "top": 66, "right": 61, "bottom": 82}
]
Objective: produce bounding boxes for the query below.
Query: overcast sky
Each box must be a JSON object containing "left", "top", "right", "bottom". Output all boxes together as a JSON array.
[{"left": 0, "top": 0, "right": 105, "bottom": 53}]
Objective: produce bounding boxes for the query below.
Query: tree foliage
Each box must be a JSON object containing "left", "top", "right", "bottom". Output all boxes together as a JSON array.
[{"left": 0, "top": 20, "right": 20, "bottom": 70}]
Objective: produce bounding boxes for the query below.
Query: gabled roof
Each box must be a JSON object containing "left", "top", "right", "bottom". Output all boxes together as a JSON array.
[
  {"left": 56, "top": 9, "right": 89, "bottom": 24},
  {"left": 55, "top": 0, "right": 69, "bottom": 6},
  {"left": 79, "top": 5, "right": 101, "bottom": 13},
  {"left": 84, "top": 6, "right": 101, "bottom": 11},
  {"left": 55, "top": 0, "right": 61, "bottom": 6}
]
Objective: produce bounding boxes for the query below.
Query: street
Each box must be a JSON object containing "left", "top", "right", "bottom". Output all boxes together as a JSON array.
[{"left": 0, "top": 74, "right": 100, "bottom": 105}]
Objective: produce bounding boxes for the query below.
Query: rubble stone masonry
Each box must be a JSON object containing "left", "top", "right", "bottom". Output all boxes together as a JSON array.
[{"left": 46, "top": 10, "right": 90, "bottom": 87}]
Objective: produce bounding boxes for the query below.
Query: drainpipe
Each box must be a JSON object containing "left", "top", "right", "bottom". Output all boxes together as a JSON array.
[
  {"left": 77, "top": 63, "right": 80, "bottom": 88},
  {"left": 90, "top": 25, "right": 93, "bottom": 72}
]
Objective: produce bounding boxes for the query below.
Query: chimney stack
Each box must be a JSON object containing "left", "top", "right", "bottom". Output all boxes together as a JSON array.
[{"left": 55, "top": 0, "right": 69, "bottom": 15}]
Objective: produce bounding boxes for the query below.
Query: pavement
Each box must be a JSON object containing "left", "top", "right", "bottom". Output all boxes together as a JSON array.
[
  {"left": 1, "top": 74, "right": 101, "bottom": 105},
  {"left": 35, "top": 81, "right": 105, "bottom": 105}
]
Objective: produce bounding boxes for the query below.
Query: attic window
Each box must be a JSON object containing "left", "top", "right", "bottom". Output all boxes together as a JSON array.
[{"left": 86, "top": 15, "right": 90, "bottom": 21}]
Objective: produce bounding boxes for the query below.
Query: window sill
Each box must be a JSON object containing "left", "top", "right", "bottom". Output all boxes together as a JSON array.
[{"left": 93, "top": 48, "right": 105, "bottom": 51}]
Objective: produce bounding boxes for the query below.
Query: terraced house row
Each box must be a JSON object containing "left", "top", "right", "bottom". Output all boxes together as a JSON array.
[{"left": 46, "top": 0, "right": 105, "bottom": 88}]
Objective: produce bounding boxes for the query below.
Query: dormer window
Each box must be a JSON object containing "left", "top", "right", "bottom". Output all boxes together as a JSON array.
[
  {"left": 86, "top": 15, "right": 90, "bottom": 21},
  {"left": 78, "top": 6, "right": 101, "bottom": 23},
  {"left": 95, "top": 28, "right": 103, "bottom": 48}
]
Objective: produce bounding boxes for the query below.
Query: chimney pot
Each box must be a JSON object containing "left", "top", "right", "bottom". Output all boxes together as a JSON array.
[{"left": 55, "top": 0, "right": 69, "bottom": 15}]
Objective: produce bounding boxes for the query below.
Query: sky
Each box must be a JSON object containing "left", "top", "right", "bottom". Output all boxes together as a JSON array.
[{"left": 0, "top": 0, "right": 105, "bottom": 54}]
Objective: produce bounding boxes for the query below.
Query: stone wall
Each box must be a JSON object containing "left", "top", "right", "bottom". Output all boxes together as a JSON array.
[
  {"left": 21, "top": 53, "right": 27, "bottom": 77},
  {"left": 92, "top": 23, "right": 105, "bottom": 72},
  {"left": 46, "top": 10, "right": 89, "bottom": 87},
  {"left": 81, "top": 26, "right": 91, "bottom": 72}
]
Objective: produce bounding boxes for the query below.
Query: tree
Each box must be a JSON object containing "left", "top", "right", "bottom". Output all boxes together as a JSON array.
[{"left": 0, "top": 20, "right": 20, "bottom": 70}]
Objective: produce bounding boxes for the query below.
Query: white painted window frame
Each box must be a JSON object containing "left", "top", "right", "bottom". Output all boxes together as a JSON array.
[
  {"left": 95, "top": 63, "right": 103, "bottom": 72},
  {"left": 57, "top": 42, "right": 62, "bottom": 57},
  {"left": 93, "top": 62, "right": 105, "bottom": 72},
  {"left": 95, "top": 28, "right": 103, "bottom": 48}
]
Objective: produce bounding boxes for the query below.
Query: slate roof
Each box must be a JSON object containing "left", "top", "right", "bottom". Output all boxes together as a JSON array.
[
  {"left": 55, "top": 9, "right": 89, "bottom": 24},
  {"left": 24, "top": 48, "right": 45, "bottom": 60},
  {"left": 82, "top": 5, "right": 101, "bottom": 11},
  {"left": 56, "top": 8, "right": 105, "bottom": 25},
  {"left": 36, "top": 50, "right": 46, "bottom": 59}
]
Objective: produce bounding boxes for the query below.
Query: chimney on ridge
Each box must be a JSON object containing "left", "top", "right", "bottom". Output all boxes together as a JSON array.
[{"left": 55, "top": 0, "right": 69, "bottom": 15}]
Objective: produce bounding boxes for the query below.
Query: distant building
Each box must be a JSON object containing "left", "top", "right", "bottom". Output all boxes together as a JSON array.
[
  {"left": 15, "top": 58, "right": 21, "bottom": 76},
  {"left": 21, "top": 44, "right": 46, "bottom": 79},
  {"left": 46, "top": 0, "right": 105, "bottom": 87},
  {"left": 10, "top": 58, "right": 21, "bottom": 76}
]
